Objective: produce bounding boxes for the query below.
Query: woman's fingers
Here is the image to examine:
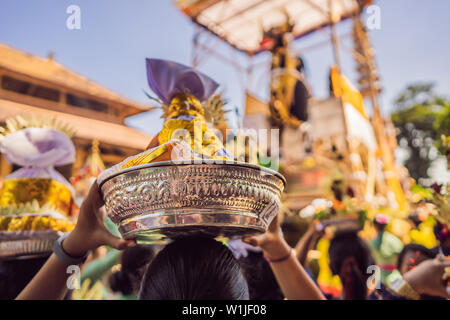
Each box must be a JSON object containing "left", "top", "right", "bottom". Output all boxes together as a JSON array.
[
  {"left": 242, "top": 236, "right": 259, "bottom": 247},
  {"left": 242, "top": 218, "right": 281, "bottom": 249},
  {"left": 240, "top": 213, "right": 282, "bottom": 249},
  {"left": 420, "top": 259, "right": 450, "bottom": 298},
  {"left": 440, "top": 261, "right": 450, "bottom": 298},
  {"left": 435, "top": 281, "right": 450, "bottom": 299},
  {"left": 101, "top": 232, "right": 136, "bottom": 250},
  {"left": 83, "top": 182, "right": 105, "bottom": 211},
  {"left": 267, "top": 215, "right": 280, "bottom": 233},
  {"left": 91, "top": 222, "right": 136, "bottom": 250}
]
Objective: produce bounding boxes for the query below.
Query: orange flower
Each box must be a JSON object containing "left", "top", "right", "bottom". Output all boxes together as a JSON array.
[{"left": 332, "top": 200, "right": 345, "bottom": 211}]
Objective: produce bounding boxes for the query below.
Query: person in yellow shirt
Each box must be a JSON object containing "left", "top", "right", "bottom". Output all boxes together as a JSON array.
[{"left": 408, "top": 215, "right": 437, "bottom": 249}]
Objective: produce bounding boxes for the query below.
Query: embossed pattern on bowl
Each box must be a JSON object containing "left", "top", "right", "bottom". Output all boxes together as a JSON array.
[{"left": 100, "top": 161, "right": 285, "bottom": 243}]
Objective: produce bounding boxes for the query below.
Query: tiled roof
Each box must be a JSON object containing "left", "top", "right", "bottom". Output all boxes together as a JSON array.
[
  {"left": 0, "top": 42, "right": 151, "bottom": 115},
  {"left": 0, "top": 99, "right": 151, "bottom": 151}
]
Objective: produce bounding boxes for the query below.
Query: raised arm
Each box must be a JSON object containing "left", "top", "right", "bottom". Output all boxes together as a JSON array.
[
  {"left": 16, "top": 182, "right": 134, "bottom": 300},
  {"left": 294, "top": 220, "right": 323, "bottom": 266},
  {"left": 243, "top": 215, "right": 325, "bottom": 300}
]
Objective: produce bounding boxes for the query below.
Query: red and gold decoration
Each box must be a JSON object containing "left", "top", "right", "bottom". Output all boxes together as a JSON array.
[{"left": 71, "top": 139, "right": 105, "bottom": 207}]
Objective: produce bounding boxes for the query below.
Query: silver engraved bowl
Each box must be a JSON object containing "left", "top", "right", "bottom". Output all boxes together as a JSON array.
[{"left": 100, "top": 161, "right": 285, "bottom": 243}]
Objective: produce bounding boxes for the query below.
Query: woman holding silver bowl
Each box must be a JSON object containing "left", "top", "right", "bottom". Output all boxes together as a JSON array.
[
  {"left": 16, "top": 181, "right": 325, "bottom": 300},
  {"left": 15, "top": 59, "right": 450, "bottom": 301}
]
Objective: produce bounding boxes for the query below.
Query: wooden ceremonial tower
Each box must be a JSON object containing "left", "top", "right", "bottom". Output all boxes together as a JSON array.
[{"left": 352, "top": 16, "right": 407, "bottom": 212}]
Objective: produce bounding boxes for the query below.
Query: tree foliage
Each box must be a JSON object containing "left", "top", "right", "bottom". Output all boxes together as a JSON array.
[{"left": 391, "top": 83, "right": 449, "bottom": 184}]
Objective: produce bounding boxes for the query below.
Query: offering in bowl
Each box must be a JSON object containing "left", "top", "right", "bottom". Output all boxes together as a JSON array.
[
  {"left": 98, "top": 59, "right": 285, "bottom": 243},
  {"left": 0, "top": 118, "right": 77, "bottom": 258}
]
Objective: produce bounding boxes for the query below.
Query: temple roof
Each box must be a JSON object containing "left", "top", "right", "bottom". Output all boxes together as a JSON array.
[
  {"left": 0, "top": 99, "right": 151, "bottom": 151},
  {"left": 0, "top": 42, "right": 151, "bottom": 117}
]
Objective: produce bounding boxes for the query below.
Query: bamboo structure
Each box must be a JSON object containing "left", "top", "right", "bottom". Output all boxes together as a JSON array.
[{"left": 352, "top": 15, "right": 408, "bottom": 213}]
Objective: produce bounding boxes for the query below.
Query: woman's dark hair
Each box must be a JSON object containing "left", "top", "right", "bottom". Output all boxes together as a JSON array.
[
  {"left": 139, "top": 236, "right": 248, "bottom": 300},
  {"left": 239, "top": 251, "right": 284, "bottom": 300},
  {"left": 396, "top": 243, "right": 436, "bottom": 271},
  {"left": 373, "top": 220, "right": 387, "bottom": 233},
  {"left": 0, "top": 254, "right": 50, "bottom": 300},
  {"left": 108, "top": 245, "right": 155, "bottom": 296},
  {"left": 408, "top": 214, "right": 422, "bottom": 229},
  {"left": 329, "top": 231, "right": 374, "bottom": 300},
  {"left": 434, "top": 222, "right": 450, "bottom": 242}
]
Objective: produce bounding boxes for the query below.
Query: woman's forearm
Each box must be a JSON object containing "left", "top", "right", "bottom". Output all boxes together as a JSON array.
[
  {"left": 16, "top": 254, "right": 73, "bottom": 300},
  {"left": 17, "top": 231, "right": 89, "bottom": 300},
  {"left": 16, "top": 182, "right": 133, "bottom": 300},
  {"left": 265, "top": 237, "right": 325, "bottom": 300},
  {"left": 294, "top": 229, "right": 315, "bottom": 266},
  {"left": 270, "top": 254, "right": 326, "bottom": 300}
]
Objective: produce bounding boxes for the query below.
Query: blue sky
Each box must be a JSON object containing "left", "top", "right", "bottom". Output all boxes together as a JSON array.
[{"left": 0, "top": 0, "right": 449, "bottom": 136}]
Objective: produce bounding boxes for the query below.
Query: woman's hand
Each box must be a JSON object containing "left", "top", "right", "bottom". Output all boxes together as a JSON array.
[
  {"left": 301, "top": 219, "right": 325, "bottom": 243},
  {"left": 242, "top": 215, "right": 291, "bottom": 260},
  {"left": 310, "top": 220, "right": 325, "bottom": 239},
  {"left": 243, "top": 214, "right": 326, "bottom": 300},
  {"left": 403, "top": 258, "right": 450, "bottom": 298},
  {"left": 62, "top": 182, "right": 135, "bottom": 257},
  {"left": 16, "top": 182, "right": 135, "bottom": 300},
  {"left": 294, "top": 219, "right": 323, "bottom": 265}
]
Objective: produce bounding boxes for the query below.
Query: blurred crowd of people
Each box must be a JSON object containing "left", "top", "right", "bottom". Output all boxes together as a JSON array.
[{"left": 1, "top": 180, "right": 448, "bottom": 301}]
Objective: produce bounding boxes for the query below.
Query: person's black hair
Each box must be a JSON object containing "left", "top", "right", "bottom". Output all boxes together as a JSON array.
[
  {"left": 290, "top": 80, "right": 309, "bottom": 122},
  {"left": 238, "top": 251, "right": 284, "bottom": 300},
  {"left": 0, "top": 254, "right": 50, "bottom": 300},
  {"left": 296, "top": 56, "right": 305, "bottom": 73},
  {"left": 108, "top": 245, "right": 155, "bottom": 296},
  {"left": 396, "top": 243, "right": 436, "bottom": 271},
  {"left": 331, "top": 179, "right": 344, "bottom": 202},
  {"left": 434, "top": 222, "right": 450, "bottom": 242},
  {"left": 329, "top": 231, "right": 374, "bottom": 300},
  {"left": 373, "top": 220, "right": 387, "bottom": 232},
  {"left": 408, "top": 214, "right": 422, "bottom": 229},
  {"left": 139, "top": 236, "right": 249, "bottom": 300}
]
